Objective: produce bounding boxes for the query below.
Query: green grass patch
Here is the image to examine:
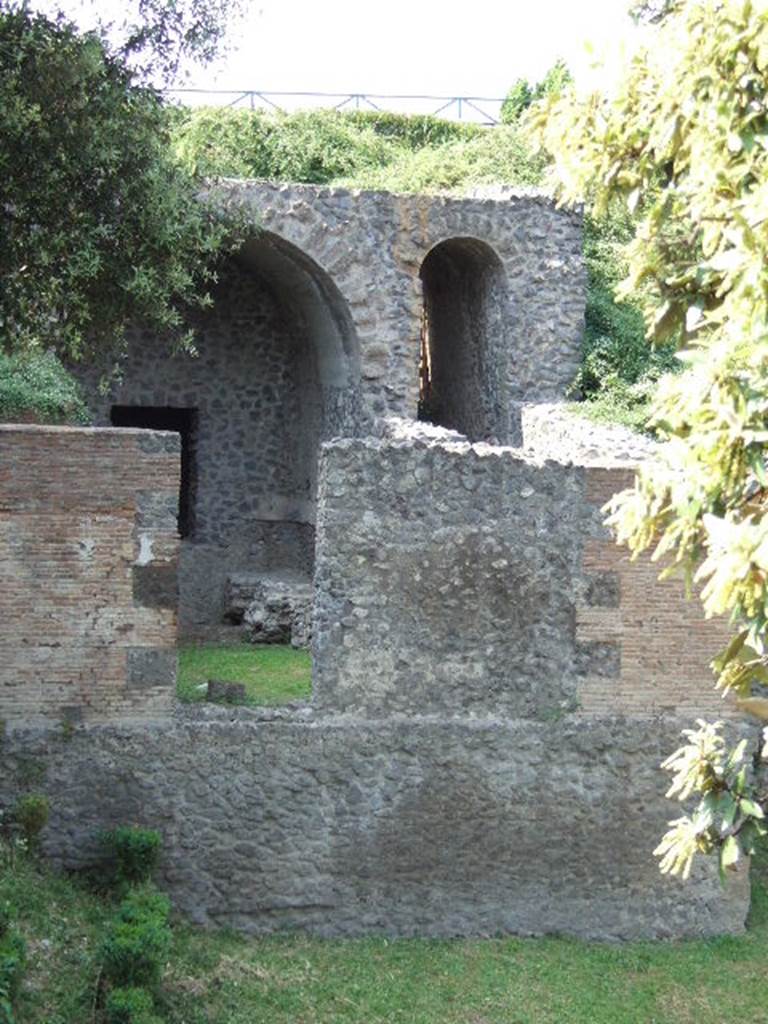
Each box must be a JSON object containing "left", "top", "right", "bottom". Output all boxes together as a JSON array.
[
  {"left": 176, "top": 643, "right": 312, "bottom": 705},
  {"left": 0, "top": 845, "right": 113, "bottom": 1023},
  {"left": 3, "top": 842, "right": 768, "bottom": 1024}
]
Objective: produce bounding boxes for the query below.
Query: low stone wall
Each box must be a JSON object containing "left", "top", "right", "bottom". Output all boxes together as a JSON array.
[
  {"left": 0, "top": 425, "right": 179, "bottom": 727},
  {"left": 519, "top": 401, "right": 657, "bottom": 465},
  {"left": 0, "top": 712, "right": 750, "bottom": 939}
]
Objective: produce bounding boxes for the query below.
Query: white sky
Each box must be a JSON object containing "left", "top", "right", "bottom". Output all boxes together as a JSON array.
[{"left": 43, "top": 0, "right": 640, "bottom": 113}]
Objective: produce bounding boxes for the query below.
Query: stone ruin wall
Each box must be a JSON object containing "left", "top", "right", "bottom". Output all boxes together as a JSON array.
[
  {"left": 0, "top": 424, "right": 751, "bottom": 940},
  {"left": 72, "top": 183, "right": 585, "bottom": 638},
  {"left": 312, "top": 423, "right": 735, "bottom": 720},
  {"left": 0, "top": 186, "right": 753, "bottom": 941}
]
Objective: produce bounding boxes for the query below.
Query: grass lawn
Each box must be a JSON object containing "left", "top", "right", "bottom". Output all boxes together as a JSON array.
[
  {"left": 177, "top": 643, "right": 312, "bottom": 705},
  {"left": 3, "top": 844, "right": 767, "bottom": 1024}
]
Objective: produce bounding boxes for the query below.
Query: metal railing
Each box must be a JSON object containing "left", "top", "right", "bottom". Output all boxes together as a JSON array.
[{"left": 165, "top": 89, "right": 506, "bottom": 125}]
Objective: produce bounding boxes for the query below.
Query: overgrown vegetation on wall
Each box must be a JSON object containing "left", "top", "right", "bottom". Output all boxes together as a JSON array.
[{"left": 171, "top": 106, "right": 547, "bottom": 191}]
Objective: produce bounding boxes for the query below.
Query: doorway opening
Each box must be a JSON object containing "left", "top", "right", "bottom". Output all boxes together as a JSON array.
[{"left": 110, "top": 405, "right": 197, "bottom": 538}]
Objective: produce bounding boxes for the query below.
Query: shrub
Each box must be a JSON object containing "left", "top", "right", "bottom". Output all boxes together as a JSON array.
[
  {"left": 343, "top": 110, "right": 482, "bottom": 149},
  {"left": 0, "top": 351, "right": 90, "bottom": 425},
  {"left": 336, "top": 125, "right": 546, "bottom": 193},
  {"left": 103, "top": 826, "right": 162, "bottom": 886},
  {"left": 116, "top": 885, "right": 171, "bottom": 925},
  {"left": 100, "top": 885, "right": 171, "bottom": 990},
  {"left": 171, "top": 106, "right": 542, "bottom": 195},
  {"left": 13, "top": 794, "right": 49, "bottom": 850},
  {"left": 572, "top": 210, "right": 679, "bottom": 430},
  {"left": 172, "top": 107, "right": 394, "bottom": 183},
  {"left": 104, "top": 985, "right": 158, "bottom": 1024},
  {"left": 0, "top": 930, "right": 26, "bottom": 1024}
]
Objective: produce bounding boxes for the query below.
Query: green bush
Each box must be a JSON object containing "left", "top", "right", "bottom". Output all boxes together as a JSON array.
[
  {"left": 171, "top": 106, "right": 543, "bottom": 195},
  {"left": 104, "top": 985, "right": 159, "bottom": 1024},
  {"left": 103, "top": 827, "right": 162, "bottom": 886},
  {"left": 172, "top": 107, "right": 394, "bottom": 183},
  {"left": 342, "top": 110, "right": 482, "bottom": 149},
  {"left": 100, "top": 885, "right": 171, "bottom": 990},
  {"left": 572, "top": 210, "right": 679, "bottom": 430},
  {"left": 0, "top": 351, "right": 90, "bottom": 425},
  {"left": 116, "top": 885, "right": 171, "bottom": 925},
  {"left": 13, "top": 794, "right": 49, "bottom": 850},
  {"left": 337, "top": 125, "right": 546, "bottom": 193},
  {"left": 0, "top": 930, "right": 26, "bottom": 1024}
]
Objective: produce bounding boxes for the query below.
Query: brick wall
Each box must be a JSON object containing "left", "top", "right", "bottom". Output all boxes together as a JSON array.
[
  {"left": 0, "top": 426, "right": 179, "bottom": 727},
  {"left": 576, "top": 467, "right": 734, "bottom": 715}
]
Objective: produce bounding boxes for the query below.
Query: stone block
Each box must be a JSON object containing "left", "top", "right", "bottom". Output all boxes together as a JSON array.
[
  {"left": 206, "top": 679, "right": 247, "bottom": 703},
  {"left": 225, "top": 571, "right": 313, "bottom": 649}
]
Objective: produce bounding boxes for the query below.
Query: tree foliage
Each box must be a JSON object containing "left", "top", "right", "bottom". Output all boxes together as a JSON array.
[
  {"left": 116, "top": 0, "right": 246, "bottom": 83},
  {"left": 530, "top": 0, "right": 768, "bottom": 878},
  {"left": 0, "top": 4, "right": 237, "bottom": 363},
  {"left": 29, "top": 0, "right": 246, "bottom": 83},
  {"left": 501, "top": 59, "right": 572, "bottom": 124}
]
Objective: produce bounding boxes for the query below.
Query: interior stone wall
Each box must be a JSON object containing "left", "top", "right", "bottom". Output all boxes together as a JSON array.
[{"left": 76, "top": 252, "right": 359, "bottom": 637}]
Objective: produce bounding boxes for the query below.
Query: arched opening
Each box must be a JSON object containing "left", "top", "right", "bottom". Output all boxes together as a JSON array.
[
  {"left": 419, "top": 237, "right": 509, "bottom": 442},
  {"left": 77, "top": 231, "right": 362, "bottom": 638},
  {"left": 235, "top": 231, "right": 363, "bottom": 516}
]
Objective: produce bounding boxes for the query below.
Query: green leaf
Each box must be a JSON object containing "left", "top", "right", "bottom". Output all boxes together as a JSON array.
[
  {"left": 739, "top": 798, "right": 765, "bottom": 819},
  {"left": 721, "top": 835, "right": 740, "bottom": 870},
  {"left": 733, "top": 767, "right": 748, "bottom": 795},
  {"left": 719, "top": 794, "right": 739, "bottom": 831},
  {"left": 747, "top": 448, "right": 768, "bottom": 487},
  {"left": 713, "top": 629, "right": 749, "bottom": 673}
]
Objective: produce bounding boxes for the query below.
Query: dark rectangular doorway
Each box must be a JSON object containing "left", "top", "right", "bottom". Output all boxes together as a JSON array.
[{"left": 110, "top": 406, "right": 197, "bottom": 538}]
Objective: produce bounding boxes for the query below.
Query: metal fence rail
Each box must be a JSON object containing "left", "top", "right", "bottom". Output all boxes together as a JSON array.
[{"left": 165, "top": 89, "right": 506, "bottom": 125}]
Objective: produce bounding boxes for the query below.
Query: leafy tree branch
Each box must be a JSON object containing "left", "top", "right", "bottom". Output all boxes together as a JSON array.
[
  {"left": 529, "top": 0, "right": 768, "bottom": 878},
  {"left": 0, "top": 3, "right": 244, "bottom": 364}
]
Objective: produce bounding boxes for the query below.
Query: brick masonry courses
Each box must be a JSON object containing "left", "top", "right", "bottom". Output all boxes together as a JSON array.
[{"left": 0, "top": 425, "right": 179, "bottom": 726}]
